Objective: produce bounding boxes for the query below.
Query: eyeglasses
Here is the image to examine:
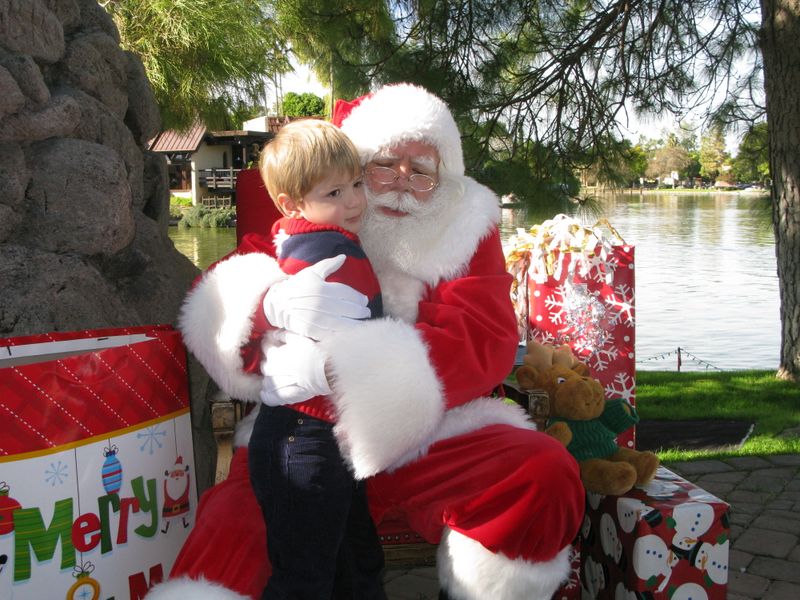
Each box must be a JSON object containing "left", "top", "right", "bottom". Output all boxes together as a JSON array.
[{"left": 366, "top": 166, "right": 439, "bottom": 193}]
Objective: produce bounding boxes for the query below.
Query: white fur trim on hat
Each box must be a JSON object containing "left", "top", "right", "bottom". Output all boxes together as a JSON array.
[
  {"left": 145, "top": 577, "right": 250, "bottom": 600},
  {"left": 437, "top": 528, "right": 572, "bottom": 600},
  {"left": 340, "top": 83, "right": 465, "bottom": 176}
]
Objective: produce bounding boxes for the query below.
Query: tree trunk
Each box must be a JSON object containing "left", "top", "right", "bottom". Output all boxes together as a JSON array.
[{"left": 760, "top": 0, "right": 800, "bottom": 381}]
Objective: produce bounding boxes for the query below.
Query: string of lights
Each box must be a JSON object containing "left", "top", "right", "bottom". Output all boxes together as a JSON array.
[{"left": 638, "top": 347, "right": 721, "bottom": 371}]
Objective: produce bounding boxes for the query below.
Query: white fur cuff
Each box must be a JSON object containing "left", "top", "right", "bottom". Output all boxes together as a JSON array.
[
  {"left": 178, "top": 252, "right": 286, "bottom": 402},
  {"left": 321, "top": 318, "right": 444, "bottom": 478}
]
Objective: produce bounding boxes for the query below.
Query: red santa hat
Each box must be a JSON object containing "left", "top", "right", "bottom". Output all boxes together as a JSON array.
[{"left": 334, "top": 83, "right": 465, "bottom": 177}]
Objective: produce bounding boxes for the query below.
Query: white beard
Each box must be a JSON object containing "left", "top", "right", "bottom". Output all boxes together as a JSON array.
[
  {"left": 360, "top": 176, "right": 464, "bottom": 281},
  {"left": 359, "top": 177, "right": 465, "bottom": 323},
  {"left": 359, "top": 174, "right": 499, "bottom": 323}
]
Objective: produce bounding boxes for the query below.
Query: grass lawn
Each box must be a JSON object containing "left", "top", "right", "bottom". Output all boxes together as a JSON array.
[{"left": 636, "top": 370, "right": 800, "bottom": 461}]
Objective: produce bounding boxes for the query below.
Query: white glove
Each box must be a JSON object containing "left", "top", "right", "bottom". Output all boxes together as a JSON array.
[
  {"left": 263, "top": 255, "right": 371, "bottom": 341},
  {"left": 260, "top": 334, "right": 332, "bottom": 406}
]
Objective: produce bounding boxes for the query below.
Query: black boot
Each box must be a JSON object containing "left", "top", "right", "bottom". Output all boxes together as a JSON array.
[{"left": 438, "top": 590, "right": 453, "bottom": 600}]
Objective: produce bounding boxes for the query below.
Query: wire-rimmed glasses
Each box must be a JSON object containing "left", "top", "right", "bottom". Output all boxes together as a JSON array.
[{"left": 365, "top": 166, "right": 439, "bottom": 193}]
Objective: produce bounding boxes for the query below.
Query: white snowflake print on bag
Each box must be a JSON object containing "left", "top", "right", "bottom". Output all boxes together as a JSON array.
[{"left": 504, "top": 214, "right": 637, "bottom": 448}]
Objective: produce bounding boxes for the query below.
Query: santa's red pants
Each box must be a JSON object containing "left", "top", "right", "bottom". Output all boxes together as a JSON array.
[{"left": 169, "top": 424, "right": 583, "bottom": 599}]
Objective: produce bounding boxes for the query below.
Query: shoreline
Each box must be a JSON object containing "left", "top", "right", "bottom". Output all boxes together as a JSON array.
[{"left": 586, "top": 186, "right": 770, "bottom": 196}]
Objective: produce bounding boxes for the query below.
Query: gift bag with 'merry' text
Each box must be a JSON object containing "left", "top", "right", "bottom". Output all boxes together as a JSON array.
[
  {"left": 505, "top": 214, "right": 636, "bottom": 449},
  {"left": 0, "top": 325, "right": 196, "bottom": 600}
]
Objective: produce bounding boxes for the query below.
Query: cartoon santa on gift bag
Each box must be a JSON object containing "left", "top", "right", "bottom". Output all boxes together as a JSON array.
[{"left": 162, "top": 456, "right": 191, "bottom": 533}]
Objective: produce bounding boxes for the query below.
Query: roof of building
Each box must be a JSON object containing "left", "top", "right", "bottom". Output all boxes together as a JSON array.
[
  {"left": 149, "top": 124, "right": 274, "bottom": 153},
  {"left": 149, "top": 122, "right": 207, "bottom": 153}
]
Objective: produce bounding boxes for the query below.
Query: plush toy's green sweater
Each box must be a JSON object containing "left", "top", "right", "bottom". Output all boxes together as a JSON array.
[{"left": 547, "top": 398, "right": 639, "bottom": 461}]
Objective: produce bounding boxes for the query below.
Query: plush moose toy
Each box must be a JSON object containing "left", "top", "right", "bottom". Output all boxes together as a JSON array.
[{"left": 516, "top": 341, "right": 659, "bottom": 496}]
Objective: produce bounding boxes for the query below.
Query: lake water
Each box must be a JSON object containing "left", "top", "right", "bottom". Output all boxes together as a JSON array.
[{"left": 169, "top": 191, "right": 781, "bottom": 371}]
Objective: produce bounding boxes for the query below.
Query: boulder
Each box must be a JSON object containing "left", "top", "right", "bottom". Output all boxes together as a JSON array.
[
  {"left": 142, "top": 150, "right": 171, "bottom": 228},
  {"left": 67, "top": 87, "right": 144, "bottom": 210},
  {"left": 0, "top": 243, "right": 140, "bottom": 334},
  {"left": 58, "top": 32, "right": 128, "bottom": 119},
  {"left": 74, "top": 0, "right": 120, "bottom": 41},
  {"left": 0, "top": 92, "right": 81, "bottom": 142},
  {"left": 0, "top": 51, "right": 50, "bottom": 107},
  {"left": 123, "top": 51, "right": 161, "bottom": 145},
  {"left": 18, "top": 137, "right": 134, "bottom": 256},
  {"left": 43, "top": 0, "right": 81, "bottom": 32},
  {"left": 0, "top": 0, "right": 65, "bottom": 63},
  {"left": 0, "top": 65, "right": 25, "bottom": 119},
  {"left": 1, "top": 0, "right": 216, "bottom": 493},
  {"left": 0, "top": 142, "right": 28, "bottom": 211}
]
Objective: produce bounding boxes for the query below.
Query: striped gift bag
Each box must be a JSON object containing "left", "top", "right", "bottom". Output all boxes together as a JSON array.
[{"left": 0, "top": 325, "right": 196, "bottom": 600}]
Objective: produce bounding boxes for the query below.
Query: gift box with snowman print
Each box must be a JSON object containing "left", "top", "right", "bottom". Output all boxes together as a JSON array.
[{"left": 579, "top": 466, "right": 730, "bottom": 599}]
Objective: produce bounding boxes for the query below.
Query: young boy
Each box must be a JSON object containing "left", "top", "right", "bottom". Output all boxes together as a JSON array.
[{"left": 249, "top": 119, "right": 386, "bottom": 599}]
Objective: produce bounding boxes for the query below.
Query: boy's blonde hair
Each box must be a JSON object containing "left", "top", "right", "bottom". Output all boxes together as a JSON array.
[{"left": 259, "top": 119, "right": 362, "bottom": 214}]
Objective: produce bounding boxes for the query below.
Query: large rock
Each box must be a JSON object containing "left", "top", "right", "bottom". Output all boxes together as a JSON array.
[
  {"left": 0, "top": 92, "right": 81, "bottom": 142},
  {"left": 0, "top": 143, "right": 28, "bottom": 242},
  {"left": 58, "top": 32, "right": 128, "bottom": 119},
  {"left": 18, "top": 137, "right": 135, "bottom": 255},
  {"left": 0, "top": 0, "right": 65, "bottom": 63},
  {"left": 43, "top": 0, "right": 81, "bottom": 31},
  {"left": 1, "top": 0, "right": 216, "bottom": 493},
  {"left": 0, "top": 51, "right": 50, "bottom": 107},
  {"left": 142, "top": 150, "right": 171, "bottom": 228},
  {"left": 68, "top": 87, "right": 144, "bottom": 210},
  {"left": 123, "top": 51, "right": 161, "bottom": 145},
  {"left": 0, "top": 142, "right": 28, "bottom": 211},
  {"left": 0, "top": 244, "right": 140, "bottom": 333},
  {"left": 104, "top": 213, "right": 200, "bottom": 325},
  {"left": 0, "top": 65, "right": 25, "bottom": 118},
  {"left": 74, "top": 0, "right": 120, "bottom": 41}
]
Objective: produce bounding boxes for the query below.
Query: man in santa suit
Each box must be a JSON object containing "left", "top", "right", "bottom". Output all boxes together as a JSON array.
[{"left": 149, "top": 83, "right": 583, "bottom": 600}]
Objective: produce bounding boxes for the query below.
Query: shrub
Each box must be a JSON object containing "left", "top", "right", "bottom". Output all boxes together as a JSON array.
[
  {"left": 180, "top": 205, "right": 236, "bottom": 228},
  {"left": 201, "top": 208, "right": 236, "bottom": 228},
  {"left": 170, "top": 195, "right": 193, "bottom": 207},
  {"left": 169, "top": 205, "right": 185, "bottom": 221}
]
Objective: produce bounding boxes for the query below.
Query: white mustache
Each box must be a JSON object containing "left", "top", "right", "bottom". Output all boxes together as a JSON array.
[{"left": 367, "top": 189, "right": 420, "bottom": 214}]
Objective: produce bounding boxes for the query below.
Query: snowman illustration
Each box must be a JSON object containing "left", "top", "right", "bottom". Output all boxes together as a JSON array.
[
  {"left": 632, "top": 534, "right": 678, "bottom": 592},
  {"left": 600, "top": 512, "right": 623, "bottom": 565},
  {"left": 669, "top": 581, "right": 709, "bottom": 600},
  {"left": 670, "top": 502, "right": 715, "bottom": 554},
  {"left": 688, "top": 486, "right": 724, "bottom": 503},
  {"left": 581, "top": 512, "right": 593, "bottom": 541},
  {"left": 641, "top": 477, "right": 681, "bottom": 500},
  {"left": 581, "top": 555, "right": 607, "bottom": 599},
  {"left": 691, "top": 538, "right": 729, "bottom": 585},
  {"left": 613, "top": 581, "right": 636, "bottom": 600},
  {"left": 616, "top": 497, "right": 662, "bottom": 534},
  {"left": 161, "top": 455, "right": 191, "bottom": 533}
]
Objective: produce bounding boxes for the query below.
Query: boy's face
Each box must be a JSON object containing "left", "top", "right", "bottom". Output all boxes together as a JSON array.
[{"left": 281, "top": 171, "right": 367, "bottom": 234}]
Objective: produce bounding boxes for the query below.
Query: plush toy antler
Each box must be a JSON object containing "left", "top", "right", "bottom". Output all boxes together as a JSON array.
[{"left": 522, "top": 340, "right": 589, "bottom": 374}]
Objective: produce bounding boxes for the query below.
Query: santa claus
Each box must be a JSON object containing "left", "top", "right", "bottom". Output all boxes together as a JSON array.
[{"left": 148, "top": 83, "right": 583, "bottom": 600}]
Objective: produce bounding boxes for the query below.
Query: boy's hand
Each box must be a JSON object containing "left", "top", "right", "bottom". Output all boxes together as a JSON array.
[
  {"left": 263, "top": 255, "right": 370, "bottom": 341},
  {"left": 260, "top": 334, "right": 332, "bottom": 406}
]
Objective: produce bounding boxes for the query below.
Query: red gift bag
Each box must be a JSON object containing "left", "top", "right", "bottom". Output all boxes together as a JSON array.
[
  {"left": 506, "top": 215, "right": 637, "bottom": 449},
  {"left": 0, "top": 325, "right": 196, "bottom": 600}
]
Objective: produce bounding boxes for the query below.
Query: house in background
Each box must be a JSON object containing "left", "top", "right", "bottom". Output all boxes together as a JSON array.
[{"left": 148, "top": 122, "right": 275, "bottom": 207}]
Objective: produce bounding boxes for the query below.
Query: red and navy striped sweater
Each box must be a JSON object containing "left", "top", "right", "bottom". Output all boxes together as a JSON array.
[{"left": 271, "top": 216, "right": 383, "bottom": 421}]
